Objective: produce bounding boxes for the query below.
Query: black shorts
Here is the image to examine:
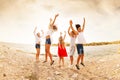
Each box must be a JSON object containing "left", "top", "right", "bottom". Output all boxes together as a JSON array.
[
  {"left": 35, "top": 44, "right": 40, "bottom": 49},
  {"left": 76, "top": 44, "right": 84, "bottom": 54},
  {"left": 45, "top": 38, "right": 51, "bottom": 44}
]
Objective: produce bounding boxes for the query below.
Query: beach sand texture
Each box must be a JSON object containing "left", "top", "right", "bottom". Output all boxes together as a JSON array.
[{"left": 0, "top": 42, "right": 120, "bottom": 80}]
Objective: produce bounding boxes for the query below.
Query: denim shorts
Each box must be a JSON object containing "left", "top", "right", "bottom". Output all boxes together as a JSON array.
[
  {"left": 45, "top": 38, "right": 51, "bottom": 44},
  {"left": 35, "top": 44, "right": 40, "bottom": 49},
  {"left": 76, "top": 44, "right": 84, "bottom": 54}
]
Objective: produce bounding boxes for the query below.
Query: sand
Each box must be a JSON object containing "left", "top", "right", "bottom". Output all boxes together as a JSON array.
[{"left": 0, "top": 42, "right": 120, "bottom": 80}]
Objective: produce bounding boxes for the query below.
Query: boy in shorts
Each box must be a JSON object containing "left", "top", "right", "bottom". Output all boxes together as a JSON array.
[{"left": 69, "top": 18, "right": 86, "bottom": 70}]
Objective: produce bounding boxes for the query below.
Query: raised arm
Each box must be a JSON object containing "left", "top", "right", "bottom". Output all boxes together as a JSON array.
[
  {"left": 68, "top": 27, "right": 71, "bottom": 36},
  {"left": 40, "top": 30, "right": 44, "bottom": 38},
  {"left": 49, "top": 18, "right": 52, "bottom": 25},
  {"left": 81, "top": 17, "right": 85, "bottom": 32},
  {"left": 33, "top": 27, "right": 37, "bottom": 35},
  {"left": 63, "top": 31, "right": 66, "bottom": 40},
  {"left": 51, "top": 14, "right": 59, "bottom": 26},
  {"left": 69, "top": 20, "right": 78, "bottom": 35}
]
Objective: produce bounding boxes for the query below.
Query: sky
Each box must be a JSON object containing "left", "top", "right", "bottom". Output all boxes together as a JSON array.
[{"left": 0, "top": 0, "right": 120, "bottom": 44}]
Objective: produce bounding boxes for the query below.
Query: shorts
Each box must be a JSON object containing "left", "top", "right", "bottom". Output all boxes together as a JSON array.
[
  {"left": 35, "top": 44, "right": 40, "bottom": 49},
  {"left": 76, "top": 44, "right": 84, "bottom": 54},
  {"left": 45, "top": 38, "right": 51, "bottom": 44},
  {"left": 69, "top": 46, "right": 75, "bottom": 56}
]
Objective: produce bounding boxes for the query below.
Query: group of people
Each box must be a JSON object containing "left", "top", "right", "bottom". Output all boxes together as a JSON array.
[{"left": 33, "top": 14, "right": 86, "bottom": 70}]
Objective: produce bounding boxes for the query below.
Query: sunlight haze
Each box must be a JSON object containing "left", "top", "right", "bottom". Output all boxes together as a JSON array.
[{"left": 0, "top": 0, "right": 120, "bottom": 44}]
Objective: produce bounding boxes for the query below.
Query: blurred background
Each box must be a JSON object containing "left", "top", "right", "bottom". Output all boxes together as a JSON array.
[{"left": 0, "top": 0, "right": 120, "bottom": 44}]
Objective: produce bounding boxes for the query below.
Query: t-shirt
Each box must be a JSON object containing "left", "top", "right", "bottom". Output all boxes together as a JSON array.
[
  {"left": 46, "top": 29, "right": 53, "bottom": 37},
  {"left": 76, "top": 32, "right": 86, "bottom": 44},
  {"left": 45, "top": 24, "right": 54, "bottom": 37},
  {"left": 34, "top": 33, "right": 41, "bottom": 44}
]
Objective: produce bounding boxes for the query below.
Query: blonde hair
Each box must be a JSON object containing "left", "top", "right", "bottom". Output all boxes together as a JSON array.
[{"left": 59, "top": 36, "right": 65, "bottom": 48}]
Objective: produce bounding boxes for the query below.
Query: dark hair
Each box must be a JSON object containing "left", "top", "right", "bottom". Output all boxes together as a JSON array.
[
  {"left": 75, "top": 24, "right": 81, "bottom": 30},
  {"left": 53, "top": 25, "right": 58, "bottom": 31}
]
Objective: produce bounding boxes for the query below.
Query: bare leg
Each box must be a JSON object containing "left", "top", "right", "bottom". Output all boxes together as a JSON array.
[
  {"left": 49, "top": 53, "right": 53, "bottom": 62},
  {"left": 46, "top": 44, "right": 54, "bottom": 65},
  {"left": 81, "top": 54, "right": 84, "bottom": 63},
  {"left": 81, "top": 54, "right": 85, "bottom": 66},
  {"left": 76, "top": 55, "right": 81, "bottom": 70},
  {"left": 70, "top": 56, "right": 73, "bottom": 65},
  {"left": 59, "top": 57, "right": 61, "bottom": 67},
  {"left": 47, "top": 44, "right": 53, "bottom": 62},
  {"left": 45, "top": 53, "right": 48, "bottom": 61},
  {"left": 44, "top": 44, "right": 48, "bottom": 62},
  {"left": 36, "top": 48, "right": 40, "bottom": 61},
  {"left": 62, "top": 57, "right": 64, "bottom": 67},
  {"left": 77, "top": 55, "right": 81, "bottom": 65}
]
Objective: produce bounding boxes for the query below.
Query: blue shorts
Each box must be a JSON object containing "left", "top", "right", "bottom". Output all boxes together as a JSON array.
[
  {"left": 45, "top": 38, "right": 51, "bottom": 44},
  {"left": 35, "top": 44, "right": 40, "bottom": 49},
  {"left": 76, "top": 44, "right": 84, "bottom": 54}
]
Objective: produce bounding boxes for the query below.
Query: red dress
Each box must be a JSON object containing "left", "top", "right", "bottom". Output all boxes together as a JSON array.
[{"left": 58, "top": 44, "right": 67, "bottom": 57}]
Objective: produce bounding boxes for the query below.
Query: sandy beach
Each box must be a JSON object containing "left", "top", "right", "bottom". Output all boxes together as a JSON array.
[{"left": 0, "top": 42, "right": 120, "bottom": 80}]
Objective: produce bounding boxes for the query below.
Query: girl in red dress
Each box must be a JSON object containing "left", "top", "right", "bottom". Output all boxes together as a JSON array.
[{"left": 58, "top": 31, "right": 68, "bottom": 67}]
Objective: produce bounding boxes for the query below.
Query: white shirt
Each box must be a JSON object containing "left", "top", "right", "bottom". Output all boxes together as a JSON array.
[
  {"left": 76, "top": 32, "right": 86, "bottom": 44},
  {"left": 35, "top": 33, "right": 41, "bottom": 44},
  {"left": 46, "top": 29, "right": 53, "bottom": 37},
  {"left": 70, "top": 36, "right": 76, "bottom": 46},
  {"left": 45, "top": 24, "right": 54, "bottom": 37}
]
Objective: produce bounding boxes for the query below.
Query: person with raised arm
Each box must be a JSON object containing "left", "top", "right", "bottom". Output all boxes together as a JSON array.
[
  {"left": 68, "top": 26, "right": 77, "bottom": 68},
  {"left": 43, "top": 14, "right": 59, "bottom": 65},
  {"left": 33, "top": 27, "right": 44, "bottom": 62},
  {"left": 58, "top": 31, "right": 68, "bottom": 67},
  {"left": 69, "top": 18, "right": 86, "bottom": 70}
]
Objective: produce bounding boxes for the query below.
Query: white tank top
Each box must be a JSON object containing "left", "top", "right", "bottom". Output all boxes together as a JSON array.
[
  {"left": 70, "top": 37, "right": 76, "bottom": 46},
  {"left": 76, "top": 32, "right": 86, "bottom": 44}
]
